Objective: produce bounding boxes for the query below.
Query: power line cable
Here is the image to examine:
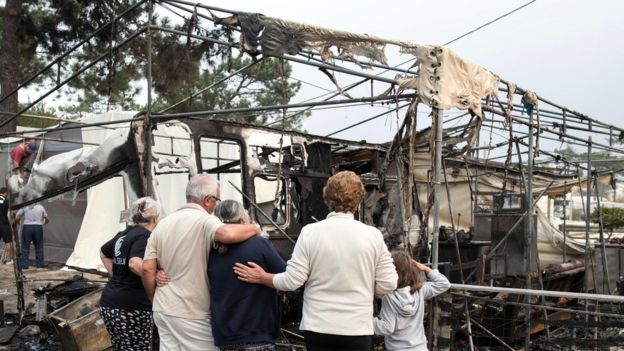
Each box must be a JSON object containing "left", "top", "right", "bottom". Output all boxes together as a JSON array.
[
  {"left": 320, "top": 1, "right": 538, "bottom": 136},
  {"left": 326, "top": 103, "right": 410, "bottom": 137},
  {"left": 444, "top": 0, "right": 537, "bottom": 46},
  {"left": 391, "top": 0, "right": 538, "bottom": 70}
]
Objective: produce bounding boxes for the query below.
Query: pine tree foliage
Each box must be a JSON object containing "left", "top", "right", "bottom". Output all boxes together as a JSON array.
[{"left": 1, "top": 1, "right": 305, "bottom": 130}]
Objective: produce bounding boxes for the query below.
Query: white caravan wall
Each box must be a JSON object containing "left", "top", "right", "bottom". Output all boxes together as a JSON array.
[{"left": 65, "top": 112, "right": 135, "bottom": 271}]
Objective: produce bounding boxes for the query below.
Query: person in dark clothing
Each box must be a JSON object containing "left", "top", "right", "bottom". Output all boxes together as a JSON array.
[
  {"left": 156, "top": 200, "right": 286, "bottom": 351},
  {"left": 210, "top": 200, "right": 286, "bottom": 351},
  {"left": 0, "top": 188, "right": 12, "bottom": 265},
  {"left": 99, "top": 197, "right": 162, "bottom": 351}
]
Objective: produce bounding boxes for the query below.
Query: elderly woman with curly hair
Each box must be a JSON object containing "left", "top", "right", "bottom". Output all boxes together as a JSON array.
[{"left": 235, "top": 171, "right": 398, "bottom": 351}]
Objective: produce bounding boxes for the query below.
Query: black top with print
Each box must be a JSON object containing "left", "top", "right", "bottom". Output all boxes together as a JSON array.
[{"left": 100, "top": 226, "right": 151, "bottom": 310}]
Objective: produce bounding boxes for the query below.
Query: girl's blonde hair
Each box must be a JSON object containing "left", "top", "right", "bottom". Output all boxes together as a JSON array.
[{"left": 391, "top": 250, "right": 423, "bottom": 294}]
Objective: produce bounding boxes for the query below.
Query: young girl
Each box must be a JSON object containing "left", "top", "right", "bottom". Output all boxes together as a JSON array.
[{"left": 374, "top": 250, "right": 451, "bottom": 351}]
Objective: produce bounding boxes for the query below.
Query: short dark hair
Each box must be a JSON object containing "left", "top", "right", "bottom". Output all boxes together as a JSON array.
[{"left": 0, "top": 187, "right": 7, "bottom": 194}]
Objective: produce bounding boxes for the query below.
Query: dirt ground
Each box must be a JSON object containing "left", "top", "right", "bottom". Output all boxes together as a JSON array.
[{"left": 0, "top": 263, "right": 106, "bottom": 315}]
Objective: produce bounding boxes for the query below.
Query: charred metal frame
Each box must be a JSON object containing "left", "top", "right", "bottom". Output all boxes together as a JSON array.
[{"left": 1, "top": 0, "right": 624, "bottom": 348}]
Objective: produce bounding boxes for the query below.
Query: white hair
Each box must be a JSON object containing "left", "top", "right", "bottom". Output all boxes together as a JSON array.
[
  {"left": 186, "top": 174, "right": 219, "bottom": 203},
  {"left": 215, "top": 200, "right": 248, "bottom": 224},
  {"left": 130, "top": 197, "right": 161, "bottom": 224}
]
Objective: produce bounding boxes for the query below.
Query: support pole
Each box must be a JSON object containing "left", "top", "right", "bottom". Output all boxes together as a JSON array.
[
  {"left": 430, "top": 108, "right": 443, "bottom": 350},
  {"left": 11, "top": 218, "right": 24, "bottom": 320},
  {"left": 563, "top": 180, "right": 568, "bottom": 262},
  {"left": 577, "top": 166, "right": 587, "bottom": 223},
  {"left": 452, "top": 283, "right": 624, "bottom": 302},
  {"left": 524, "top": 111, "right": 534, "bottom": 351},
  {"left": 583, "top": 138, "right": 593, "bottom": 329},
  {"left": 153, "top": 94, "right": 414, "bottom": 121},
  {"left": 144, "top": 0, "right": 155, "bottom": 198},
  {"left": 515, "top": 124, "right": 551, "bottom": 341},
  {"left": 594, "top": 174, "right": 612, "bottom": 294},
  {"left": 584, "top": 138, "right": 592, "bottom": 295},
  {"left": 442, "top": 162, "right": 474, "bottom": 351},
  {"left": 432, "top": 108, "right": 443, "bottom": 269},
  {"left": 395, "top": 155, "right": 408, "bottom": 247}
]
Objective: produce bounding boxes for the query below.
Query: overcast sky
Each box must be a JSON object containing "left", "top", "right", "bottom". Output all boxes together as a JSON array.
[
  {"left": 14, "top": 1, "right": 621, "bottom": 146},
  {"left": 189, "top": 0, "right": 624, "bottom": 144}
]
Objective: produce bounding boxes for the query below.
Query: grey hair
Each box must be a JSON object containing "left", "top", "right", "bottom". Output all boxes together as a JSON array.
[
  {"left": 214, "top": 200, "right": 247, "bottom": 224},
  {"left": 186, "top": 174, "right": 219, "bottom": 203},
  {"left": 130, "top": 197, "right": 161, "bottom": 225},
  {"left": 213, "top": 200, "right": 251, "bottom": 255}
]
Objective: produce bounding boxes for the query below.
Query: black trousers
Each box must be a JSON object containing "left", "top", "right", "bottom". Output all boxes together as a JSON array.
[{"left": 304, "top": 331, "right": 372, "bottom": 351}]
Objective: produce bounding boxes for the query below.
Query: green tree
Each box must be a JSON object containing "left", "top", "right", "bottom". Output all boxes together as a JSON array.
[
  {"left": 16, "top": 104, "right": 59, "bottom": 129},
  {"left": 152, "top": 56, "right": 306, "bottom": 129},
  {"left": 1, "top": 2, "right": 305, "bottom": 131},
  {"left": 556, "top": 145, "right": 624, "bottom": 172},
  {"left": 1, "top": 0, "right": 146, "bottom": 130},
  {"left": 1, "top": 0, "right": 29, "bottom": 132},
  {"left": 590, "top": 206, "right": 624, "bottom": 238}
]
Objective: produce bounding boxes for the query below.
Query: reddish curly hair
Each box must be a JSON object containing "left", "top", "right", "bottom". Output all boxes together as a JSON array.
[{"left": 323, "top": 171, "right": 365, "bottom": 213}]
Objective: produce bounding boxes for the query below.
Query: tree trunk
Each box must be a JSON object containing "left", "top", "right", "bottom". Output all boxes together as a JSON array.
[{"left": 0, "top": 0, "right": 23, "bottom": 133}]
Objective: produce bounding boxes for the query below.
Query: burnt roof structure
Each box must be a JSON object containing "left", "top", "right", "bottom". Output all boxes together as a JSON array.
[{"left": 2, "top": 2, "right": 624, "bottom": 349}]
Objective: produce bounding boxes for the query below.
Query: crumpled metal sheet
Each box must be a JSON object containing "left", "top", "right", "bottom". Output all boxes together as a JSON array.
[{"left": 8, "top": 129, "right": 136, "bottom": 206}]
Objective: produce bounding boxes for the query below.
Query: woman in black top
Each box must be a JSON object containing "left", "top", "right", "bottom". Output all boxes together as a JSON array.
[{"left": 99, "top": 197, "right": 161, "bottom": 351}]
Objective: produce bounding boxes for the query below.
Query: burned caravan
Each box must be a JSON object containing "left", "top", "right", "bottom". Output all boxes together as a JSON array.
[
  {"left": 150, "top": 117, "right": 408, "bottom": 257},
  {"left": 7, "top": 116, "right": 408, "bottom": 260}
]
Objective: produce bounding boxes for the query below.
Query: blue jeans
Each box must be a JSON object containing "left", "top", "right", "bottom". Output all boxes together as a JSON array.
[{"left": 21, "top": 225, "right": 44, "bottom": 268}]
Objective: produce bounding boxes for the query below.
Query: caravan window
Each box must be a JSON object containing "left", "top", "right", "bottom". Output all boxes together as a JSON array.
[
  {"left": 153, "top": 123, "right": 194, "bottom": 214},
  {"left": 253, "top": 175, "right": 288, "bottom": 226},
  {"left": 199, "top": 137, "right": 243, "bottom": 203}
]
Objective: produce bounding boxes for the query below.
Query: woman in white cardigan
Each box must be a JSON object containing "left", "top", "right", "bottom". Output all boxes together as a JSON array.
[{"left": 234, "top": 170, "right": 398, "bottom": 351}]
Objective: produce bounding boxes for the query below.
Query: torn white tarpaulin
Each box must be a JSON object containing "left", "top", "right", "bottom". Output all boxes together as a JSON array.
[
  {"left": 232, "top": 14, "right": 499, "bottom": 117},
  {"left": 399, "top": 46, "right": 499, "bottom": 117}
]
